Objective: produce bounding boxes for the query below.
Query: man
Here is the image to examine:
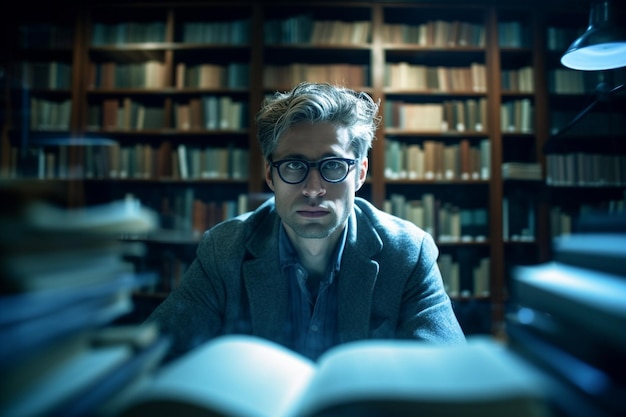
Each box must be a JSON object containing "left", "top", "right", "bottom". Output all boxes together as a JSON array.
[{"left": 146, "top": 82, "right": 465, "bottom": 360}]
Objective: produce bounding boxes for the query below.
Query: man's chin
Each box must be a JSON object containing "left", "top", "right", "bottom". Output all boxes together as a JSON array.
[{"left": 291, "top": 224, "right": 335, "bottom": 239}]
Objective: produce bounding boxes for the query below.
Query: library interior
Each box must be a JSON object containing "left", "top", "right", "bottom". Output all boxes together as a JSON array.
[{"left": 1, "top": 0, "right": 625, "bottom": 416}]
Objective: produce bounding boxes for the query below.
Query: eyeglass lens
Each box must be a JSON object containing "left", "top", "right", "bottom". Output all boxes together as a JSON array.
[{"left": 278, "top": 159, "right": 351, "bottom": 183}]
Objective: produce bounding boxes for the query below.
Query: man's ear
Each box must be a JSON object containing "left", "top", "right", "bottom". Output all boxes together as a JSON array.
[
  {"left": 356, "top": 157, "right": 368, "bottom": 191},
  {"left": 265, "top": 161, "right": 275, "bottom": 191}
]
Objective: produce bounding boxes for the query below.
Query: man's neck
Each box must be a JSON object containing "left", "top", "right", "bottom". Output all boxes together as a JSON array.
[{"left": 286, "top": 227, "right": 344, "bottom": 277}]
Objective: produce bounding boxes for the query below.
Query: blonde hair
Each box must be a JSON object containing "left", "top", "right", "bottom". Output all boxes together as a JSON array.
[{"left": 256, "top": 82, "right": 380, "bottom": 161}]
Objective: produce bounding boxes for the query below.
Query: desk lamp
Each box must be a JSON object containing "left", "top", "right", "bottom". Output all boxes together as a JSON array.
[
  {"left": 547, "top": 0, "right": 625, "bottom": 142},
  {"left": 561, "top": 0, "right": 626, "bottom": 70}
]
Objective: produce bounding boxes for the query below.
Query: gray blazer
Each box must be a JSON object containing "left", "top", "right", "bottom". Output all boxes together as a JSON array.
[{"left": 147, "top": 196, "right": 465, "bottom": 359}]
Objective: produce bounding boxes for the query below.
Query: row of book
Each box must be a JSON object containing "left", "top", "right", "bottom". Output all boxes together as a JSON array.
[
  {"left": 26, "top": 99, "right": 593, "bottom": 146},
  {"left": 87, "top": 61, "right": 166, "bottom": 89},
  {"left": 21, "top": 60, "right": 538, "bottom": 95},
  {"left": 17, "top": 19, "right": 575, "bottom": 51},
  {"left": 175, "top": 62, "right": 249, "bottom": 89},
  {"left": 549, "top": 69, "right": 593, "bottom": 94},
  {"left": 437, "top": 254, "right": 491, "bottom": 298},
  {"left": 385, "top": 98, "right": 488, "bottom": 133},
  {"left": 381, "top": 20, "right": 485, "bottom": 47},
  {"left": 92, "top": 15, "right": 374, "bottom": 47},
  {"left": 501, "top": 98, "right": 533, "bottom": 133},
  {"left": 173, "top": 96, "right": 248, "bottom": 131},
  {"left": 497, "top": 21, "right": 531, "bottom": 48},
  {"left": 125, "top": 191, "right": 256, "bottom": 243},
  {"left": 550, "top": 194, "right": 626, "bottom": 238},
  {"left": 23, "top": 45, "right": 614, "bottom": 99},
  {"left": 90, "top": 99, "right": 164, "bottom": 131},
  {"left": 548, "top": 69, "right": 626, "bottom": 94},
  {"left": 501, "top": 66, "right": 534, "bottom": 93},
  {"left": 11, "top": 142, "right": 249, "bottom": 181},
  {"left": 384, "top": 62, "right": 486, "bottom": 92},
  {"left": 14, "top": 61, "right": 72, "bottom": 90},
  {"left": 88, "top": 61, "right": 252, "bottom": 91},
  {"left": 263, "top": 64, "right": 368, "bottom": 90},
  {"left": 180, "top": 19, "right": 251, "bottom": 44},
  {"left": 87, "top": 95, "right": 248, "bottom": 132},
  {"left": 550, "top": 206, "right": 573, "bottom": 239},
  {"left": 383, "top": 193, "right": 489, "bottom": 243},
  {"left": 547, "top": 25, "right": 586, "bottom": 52},
  {"left": 384, "top": 138, "right": 491, "bottom": 181},
  {"left": 91, "top": 21, "right": 167, "bottom": 45},
  {"left": 546, "top": 153, "right": 626, "bottom": 187},
  {"left": 308, "top": 20, "right": 371, "bottom": 45},
  {"left": 155, "top": 189, "right": 249, "bottom": 235},
  {"left": 503, "top": 197, "right": 536, "bottom": 242},
  {"left": 264, "top": 15, "right": 371, "bottom": 45},
  {"left": 30, "top": 98, "right": 71, "bottom": 131},
  {"left": 175, "top": 144, "right": 249, "bottom": 181},
  {"left": 507, "top": 195, "right": 624, "bottom": 241},
  {"left": 501, "top": 162, "right": 542, "bottom": 180}
]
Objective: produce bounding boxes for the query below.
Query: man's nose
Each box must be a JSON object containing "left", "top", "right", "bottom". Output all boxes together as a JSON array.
[{"left": 302, "top": 167, "right": 327, "bottom": 198}]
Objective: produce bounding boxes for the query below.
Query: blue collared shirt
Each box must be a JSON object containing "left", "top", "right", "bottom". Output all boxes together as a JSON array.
[{"left": 278, "top": 223, "right": 347, "bottom": 360}]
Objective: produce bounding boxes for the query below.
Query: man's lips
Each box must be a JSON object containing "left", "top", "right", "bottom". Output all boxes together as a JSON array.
[{"left": 296, "top": 209, "right": 329, "bottom": 218}]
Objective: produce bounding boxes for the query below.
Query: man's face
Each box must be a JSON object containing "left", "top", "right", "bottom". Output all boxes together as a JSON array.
[{"left": 265, "top": 122, "right": 368, "bottom": 240}]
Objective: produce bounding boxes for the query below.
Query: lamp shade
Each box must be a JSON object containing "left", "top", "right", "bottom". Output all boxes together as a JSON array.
[{"left": 561, "top": 0, "right": 626, "bottom": 70}]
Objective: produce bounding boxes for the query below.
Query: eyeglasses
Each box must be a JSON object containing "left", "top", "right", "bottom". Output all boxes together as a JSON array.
[{"left": 270, "top": 157, "right": 357, "bottom": 184}]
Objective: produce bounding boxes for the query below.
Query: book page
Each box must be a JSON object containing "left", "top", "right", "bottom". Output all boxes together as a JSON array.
[
  {"left": 119, "top": 335, "right": 317, "bottom": 417},
  {"left": 290, "top": 336, "right": 550, "bottom": 417}
]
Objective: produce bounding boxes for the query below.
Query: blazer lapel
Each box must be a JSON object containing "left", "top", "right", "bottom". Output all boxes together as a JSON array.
[
  {"left": 243, "top": 257, "right": 288, "bottom": 342},
  {"left": 242, "top": 211, "right": 289, "bottom": 342},
  {"left": 337, "top": 209, "right": 382, "bottom": 342}
]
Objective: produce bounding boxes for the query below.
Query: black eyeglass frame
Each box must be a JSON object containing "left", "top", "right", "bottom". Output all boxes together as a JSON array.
[{"left": 270, "top": 157, "right": 357, "bottom": 184}]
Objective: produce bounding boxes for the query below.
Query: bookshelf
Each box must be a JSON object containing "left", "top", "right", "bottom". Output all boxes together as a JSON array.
[
  {"left": 492, "top": 5, "right": 547, "bottom": 335},
  {"left": 377, "top": 3, "right": 495, "bottom": 334},
  {"left": 81, "top": 3, "right": 257, "bottom": 297},
  {"left": 2, "top": 0, "right": 624, "bottom": 336},
  {"left": 541, "top": 5, "right": 626, "bottom": 246}
]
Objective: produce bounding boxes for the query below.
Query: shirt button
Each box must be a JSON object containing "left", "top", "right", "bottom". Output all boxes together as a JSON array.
[{"left": 311, "top": 324, "right": 319, "bottom": 332}]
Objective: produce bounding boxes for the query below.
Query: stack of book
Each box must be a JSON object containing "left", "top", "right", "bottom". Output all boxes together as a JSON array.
[
  {"left": 508, "top": 231, "right": 626, "bottom": 417},
  {"left": 0, "top": 188, "right": 170, "bottom": 417},
  {"left": 501, "top": 162, "right": 542, "bottom": 180}
]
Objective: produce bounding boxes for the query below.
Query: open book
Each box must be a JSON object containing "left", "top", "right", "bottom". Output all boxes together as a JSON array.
[{"left": 112, "top": 334, "right": 551, "bottom": 417}]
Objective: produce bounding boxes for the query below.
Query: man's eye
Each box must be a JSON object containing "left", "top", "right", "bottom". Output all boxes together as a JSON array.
[
  {"left": 285, "top": 161, "right": 305, "bottom": 171},
  {"left": 324, "top": 161, "right": 342, "bottom": 170}
]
